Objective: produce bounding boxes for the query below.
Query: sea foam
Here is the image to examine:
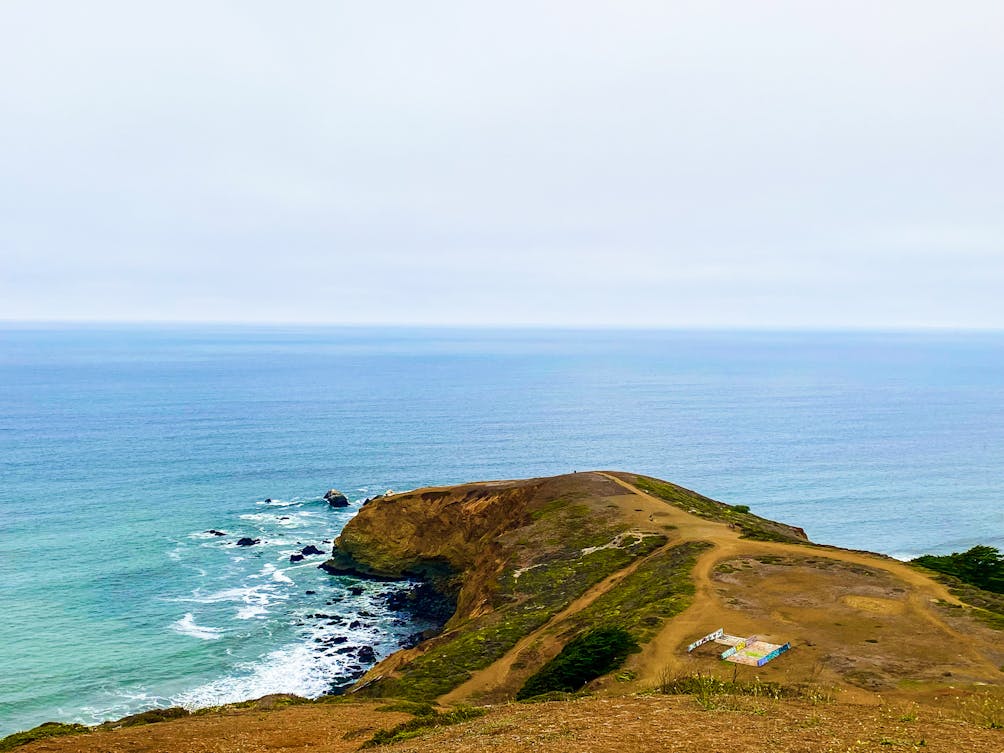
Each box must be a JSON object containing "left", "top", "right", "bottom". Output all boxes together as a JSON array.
[{"left": 171, "top": 613, "right": 224, "bottom": 641}]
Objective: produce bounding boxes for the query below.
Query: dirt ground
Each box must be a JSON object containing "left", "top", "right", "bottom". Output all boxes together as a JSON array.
[{"left": 18, "top": 695, "right": 1003, "bottom": 753}]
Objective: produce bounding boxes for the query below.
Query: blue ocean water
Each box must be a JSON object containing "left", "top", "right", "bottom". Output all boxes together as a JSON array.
[{"left": 1, "top": 325, "right": 1002, "bottom": 735}]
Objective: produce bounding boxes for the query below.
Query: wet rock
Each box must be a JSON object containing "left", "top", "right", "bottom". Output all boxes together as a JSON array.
[
  {"left": 289, "top": 554, "right": 305, "bottom": 562},
  {"left": 357, "top": 645, "right": 376, "bottom": 663},
  {"left": 305, "top": 590, "right": 316, "bottom": 595},
  {"left": 349, "top": 620, "right": 362, "bottom": 629},
  {"left": 324, "top": 489, "right": 349, "bottom": 507},
  {"left": 236, "top": 537, "right": 261, "bottom": 547},
  {"left": 206, "top": 530, "right": 227, "bottom": 537},
  {"left": 347, "top": 585, "right": 365, "bottom": 596},
  {"left": 300, "top": 544, "right": 325, "bottom": 556}
]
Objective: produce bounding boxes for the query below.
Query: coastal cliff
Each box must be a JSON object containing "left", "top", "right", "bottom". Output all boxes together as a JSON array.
[
  {"left": 320, "top": 471, "right": 816, "bottom": 701},
  {"left": 6, "top": 471, "right": 1004, "bottom": 752},
  {"left": 319, "top": 471, "right": 1002, "bottom": 706}
]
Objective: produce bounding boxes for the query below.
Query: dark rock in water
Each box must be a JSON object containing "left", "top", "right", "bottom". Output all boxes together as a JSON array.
[
  {"left": 349, "top": 620, "right": 362, "bottom": 629},
  {"left": 206, "top": 530, "right": 227, "bottom": 537},
  {"left": 324, "top": 489, "right": 349, "bottom": 507},
  {"left": 236, "top": 537, "right": 260, "bottom": 547},
  {"left": 279, "top": 516, "right": 290, "bottom": 520},
  {"left": 335, "top": 645, "right": 355, "bottom": 654},
  {"left": 264, "top": 498, "right": 274, "bottom": 504},
  {"left": 305, "top": 590, "right": 316, "bottom": 595},
  {"left": 347, "top": 585, "right": 365, "bottom": 596},
  {"left": 357, "top": 645, "right": 376, "bottom": 663},
  {"left": 300, "top": 544, "right": 325, "bottom": 556},
  {"left": 289, "top": 554, "right": 305, "bottom": 562}
]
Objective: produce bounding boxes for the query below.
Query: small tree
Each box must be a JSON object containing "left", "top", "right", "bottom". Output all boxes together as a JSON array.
[{"left": 912, "top": 545, "right": 1004, "bottom": 594}]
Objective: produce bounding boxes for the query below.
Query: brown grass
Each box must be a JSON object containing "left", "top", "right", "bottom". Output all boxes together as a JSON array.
[{"left": 15, "top": 695, "right": 1004, "bottom": 753}]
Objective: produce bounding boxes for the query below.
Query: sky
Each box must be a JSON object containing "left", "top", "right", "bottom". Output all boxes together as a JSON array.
[{"left": 1, "top": 1, "right": 1002, "bottom": 328}]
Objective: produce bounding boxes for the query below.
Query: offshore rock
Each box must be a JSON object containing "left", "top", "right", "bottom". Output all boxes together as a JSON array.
[{"left": 324, "top": 489, "right": 349, "bottom": 507}]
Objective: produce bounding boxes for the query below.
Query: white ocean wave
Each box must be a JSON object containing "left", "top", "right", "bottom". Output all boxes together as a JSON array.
[
  {"left": 171, "top": 613, "right": 224, "bottom": 641},
  {"left": 255, "top": 498, "right": 301, "bottom": 507},
  {"left": 236, "top": 604, "right": 269, "bottom": 620},
  {"left": 171, "top": 641, "right": 363, "bottom": 708}
]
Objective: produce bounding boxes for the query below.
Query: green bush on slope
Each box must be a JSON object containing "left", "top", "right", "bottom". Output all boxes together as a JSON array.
[
  {"left": 911, "top": 546, "right": 1004, "bottom": 595},
  {"left": 516, "top": 627, "right": 639, "bottom": 700}
]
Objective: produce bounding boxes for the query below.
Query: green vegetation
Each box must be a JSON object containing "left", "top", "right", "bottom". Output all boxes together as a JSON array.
[
  {"left": 568, "top": 541, "right": 710, "bottom": 641},
  {"left": 955, "top": 692, "right": 1004, "bottom": 730},
  {"left": 361, "top": 706, "right": 487, "bottom": 747},
  {"left": 516, "top": 627, "right": 639, "bottom": 700},
  {"left": 912, "top": 546, "right": 1004, "bottom": 631},
  {"left": 374, "top": 701, "right": 436, "bottom": 715},
  {"left": 103, "top": 707, "right": 190, "bottom": 726},
  {"left": 0, "top": 722, "right": 89, "bottom": 751},
  {"left": 368, "top": 542, "right": 654, "bottom": 700},
  {"left": 911, "top": 546, "right": 1004, "bottom": 594},
  {"left": 631, "top": 475, "right": 806, "bottom": 544},
  {"left": 362, "top": 494, "right": 667, "bottom": 701}
]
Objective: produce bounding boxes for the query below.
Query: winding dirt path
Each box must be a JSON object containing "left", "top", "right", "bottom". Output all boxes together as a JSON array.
[
  {"left": 596, "top": 473, "right": 998, "bottom": 685},
  {"left": 442, "top": 472, "right": 998, "bottom": 703}
]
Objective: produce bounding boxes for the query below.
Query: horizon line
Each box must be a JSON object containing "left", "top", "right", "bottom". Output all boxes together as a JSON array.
[{"left": 1, "top": 318, "right": 1003, "bottom": 335}]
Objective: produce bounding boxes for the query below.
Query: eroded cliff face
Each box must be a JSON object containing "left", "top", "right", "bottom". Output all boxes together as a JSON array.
[
  {"left": 323, "top": 473, "right": 629, "bottom": 625},
  {"left": 321, "top": 472, "right": 692, "bottom": 700}
]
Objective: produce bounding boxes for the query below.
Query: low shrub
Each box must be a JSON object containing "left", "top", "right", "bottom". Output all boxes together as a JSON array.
[
  {"left": 516, "top": 627, "right": 639, "bottom": 700},
  {"left": 0, "top": 722, "right": 89, "bottom": 751},
  {"left": 362, "top": 706, "right": 486, "bottom": 747},
  {"left": 912, "top": 546, "right": 1004, "bottom": 594}
]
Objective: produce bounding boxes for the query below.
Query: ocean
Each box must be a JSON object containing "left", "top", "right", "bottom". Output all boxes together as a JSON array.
[{"left": 1, "top": 325, "right": 1002, "bottom": 735}]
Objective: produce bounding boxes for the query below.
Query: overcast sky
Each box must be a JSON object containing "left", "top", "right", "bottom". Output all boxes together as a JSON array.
[{"left": 1, "top": 1, "right": 1002, "bottom": 328}]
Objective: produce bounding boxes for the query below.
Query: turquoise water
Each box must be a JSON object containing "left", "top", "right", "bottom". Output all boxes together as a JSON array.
[{"left": 1, "top": 326, "right": 1002, "bottom": 734}]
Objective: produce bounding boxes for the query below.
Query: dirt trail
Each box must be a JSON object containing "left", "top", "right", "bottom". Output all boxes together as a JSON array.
[
  {"left": 445, "top": 472, "right": 996, "bottom": 703},
  {"left": 441, "top": 519, "right": 678, "bottom": 703},
  {"left": 596, "top": 473, "right": 1000, "bottom": 686}
]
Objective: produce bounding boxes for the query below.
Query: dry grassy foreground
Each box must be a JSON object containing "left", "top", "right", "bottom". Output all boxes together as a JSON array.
[{"left": 15, "top": 694, "right": 1003, "bottom": 753}]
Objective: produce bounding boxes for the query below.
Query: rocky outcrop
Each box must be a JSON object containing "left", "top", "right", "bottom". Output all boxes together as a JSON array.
[
  {"left": 324, "top": 489, "right": 349, "bottom": 507},
  {"left": 236, "top": 537, "right": 261, "bottom": 547}
]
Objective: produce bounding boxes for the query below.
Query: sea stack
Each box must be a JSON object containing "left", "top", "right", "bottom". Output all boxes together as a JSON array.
[{"left": 324, "top": 489, "right": 349, "bottom": 507}]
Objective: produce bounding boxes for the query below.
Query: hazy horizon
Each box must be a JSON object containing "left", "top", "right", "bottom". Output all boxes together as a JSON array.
[{"left": 2, "top": 2, "right": 1002, "bottom": 329}]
